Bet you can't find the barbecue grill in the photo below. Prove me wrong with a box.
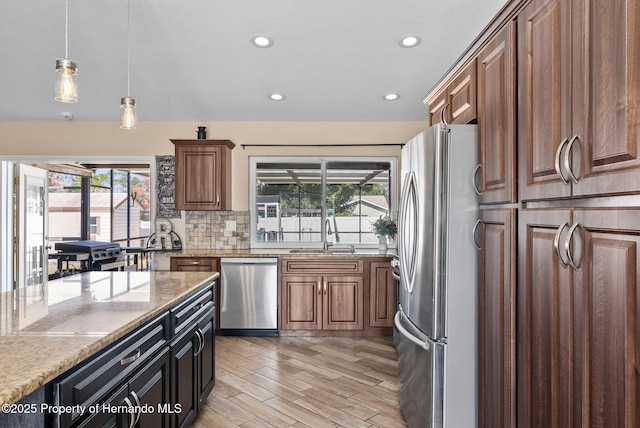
[53,240,125,272]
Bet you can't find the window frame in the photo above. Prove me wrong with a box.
[249,155,397,250]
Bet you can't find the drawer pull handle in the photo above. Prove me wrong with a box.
[193,303,204,312]
[190,261,200,265]
[120,348,141,365]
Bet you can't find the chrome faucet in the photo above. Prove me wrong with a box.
[323,240,334,251]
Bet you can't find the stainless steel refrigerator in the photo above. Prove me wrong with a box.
[394,123,478,427]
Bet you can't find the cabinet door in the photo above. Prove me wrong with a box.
[197,316,216,407]
[428,89,448,126]
[518,208,574,428]
[570,0,640,197]
[571,209,640,427]
[369,262,395,328]
[518,0,572,201]
[427,60,477,126]
[280,275,322,330]
[171,326,198,428]
[172,140,233,211]
[478,209,516,428]
[129,347,171,428]
[477,22,517,204]
[323,275,363,330]
[448,59,477,124]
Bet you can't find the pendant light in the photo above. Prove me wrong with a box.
[120,0,137,129]
[55,0,78,103]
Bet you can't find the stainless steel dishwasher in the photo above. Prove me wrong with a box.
[219,257,278,335]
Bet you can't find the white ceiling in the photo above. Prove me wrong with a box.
[0,0,506,122]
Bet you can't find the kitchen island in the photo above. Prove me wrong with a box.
[0,271,217,427]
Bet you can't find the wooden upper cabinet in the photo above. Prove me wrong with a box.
[569,0,640,197]
[171,140,234,210]
[519,0,640,201]
[518,0,572,201]
[427,60,477,126]
[477,21,517,204]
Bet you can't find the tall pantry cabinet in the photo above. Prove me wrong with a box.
[517,0,640,426]
[424,0,640,426]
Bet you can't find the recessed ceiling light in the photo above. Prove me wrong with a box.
[399,35,421,48]
[269,93,286,101]
[384,93,400,101]
[251,35,274,48]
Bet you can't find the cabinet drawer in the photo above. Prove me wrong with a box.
[280,258,363,274]
[170,257,217,272]
[171,284,215,335]
[53,312,169,426]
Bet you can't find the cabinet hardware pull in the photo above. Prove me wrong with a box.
[216,195,220,204]
[198,328,206,354]
[441,103,449,125]
[120,348,141,365]
[554,138,570,184]
[317,281,321,294]
[553,222,569,268]
[323,281,327,295]
[564,134,581,184]
[472,219,482,250]
[472,164,483,195]
[123,397,136,428]
[194,329,204,356]
[564,222,583,271]
[190,261,200,265]
[193,303,204,312]
[130,391,141,425]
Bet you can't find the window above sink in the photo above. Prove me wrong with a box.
[250,156,397,250]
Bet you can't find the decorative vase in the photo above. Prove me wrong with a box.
[197,126,207,139]
[378,235,388,253]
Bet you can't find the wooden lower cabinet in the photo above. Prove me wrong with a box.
[279,257,393,335]
[518,208,640,427]
[170,257,218,272]
[478,208,516,428]
[280,274,363,331]
[369,261,395,328]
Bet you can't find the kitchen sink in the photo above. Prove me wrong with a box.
[288,248,355,254]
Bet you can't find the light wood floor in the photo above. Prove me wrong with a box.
[193,335,408,428]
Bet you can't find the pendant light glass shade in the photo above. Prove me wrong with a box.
[120,97,137,129]
[55,0,78,103]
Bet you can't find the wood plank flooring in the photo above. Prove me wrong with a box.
[193,336,408,428]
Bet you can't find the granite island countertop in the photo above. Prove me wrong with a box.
[0,271,218,405]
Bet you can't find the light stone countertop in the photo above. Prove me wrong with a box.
[174,248,396,258]
[0,271,218,405]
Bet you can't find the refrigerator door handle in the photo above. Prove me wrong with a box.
[394,310,430,351]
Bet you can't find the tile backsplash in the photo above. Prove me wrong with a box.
[184,211,250,251]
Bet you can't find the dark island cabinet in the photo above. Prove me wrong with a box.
[46,281,216,428]
[170,308,215,428]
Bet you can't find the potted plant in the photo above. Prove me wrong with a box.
[371,215,397,252]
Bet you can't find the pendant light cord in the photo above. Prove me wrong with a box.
[64,0,69,58]
[127,0,131,96]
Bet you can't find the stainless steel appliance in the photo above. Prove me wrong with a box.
[395,123,478,427]
[220,257,278,336]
